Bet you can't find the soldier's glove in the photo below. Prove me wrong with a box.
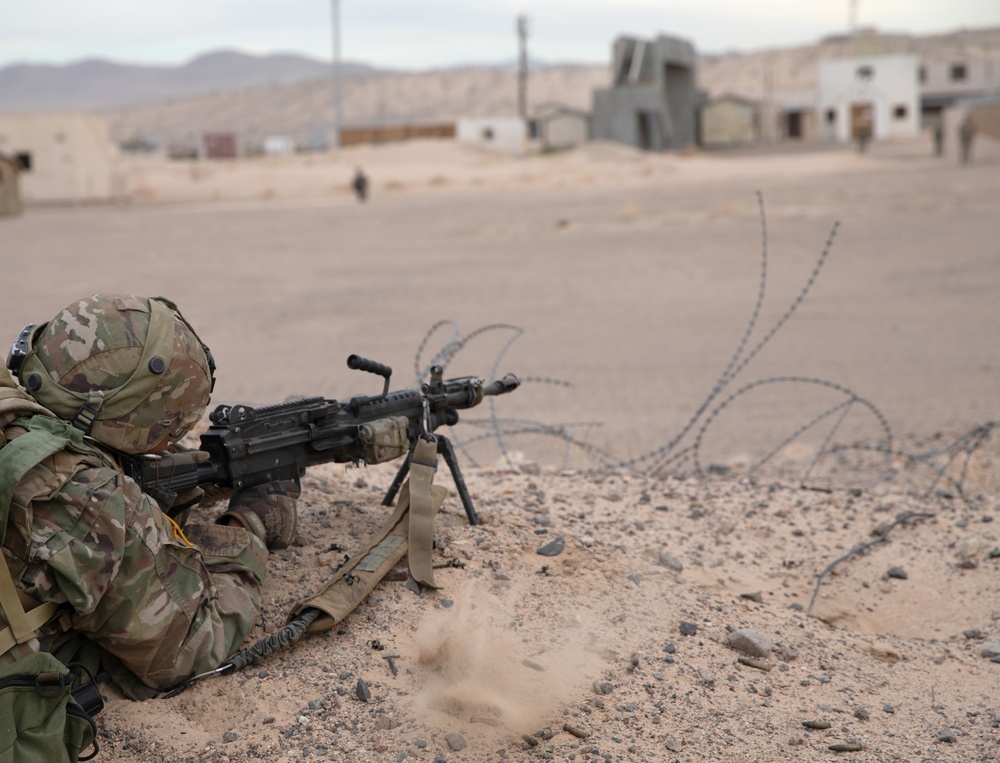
[219,479,300,550]
[144,446,211,517]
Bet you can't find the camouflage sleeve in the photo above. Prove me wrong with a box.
[7,451,269,690]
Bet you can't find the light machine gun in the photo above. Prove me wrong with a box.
[124,355,520,525]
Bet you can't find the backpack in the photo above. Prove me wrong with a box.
[0,652,101,762]
[0,366,103,761]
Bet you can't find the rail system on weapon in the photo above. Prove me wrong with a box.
[124,355,519,525]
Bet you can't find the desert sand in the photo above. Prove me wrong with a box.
[3,136,999,762]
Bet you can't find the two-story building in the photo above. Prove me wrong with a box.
[592,34,699,152]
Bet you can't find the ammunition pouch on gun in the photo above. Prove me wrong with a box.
[358,416,410,464]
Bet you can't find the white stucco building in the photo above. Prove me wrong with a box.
[817,55,920,143]
[456,117,526,154]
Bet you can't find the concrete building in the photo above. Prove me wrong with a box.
[0,152,22,216]
[592,34,698,151]
[700,95,760,147]
[532,103,591,151]
[0,114,119,204]
[920,58,1000,126]
[456,117,526,153]
[818,55,920,143]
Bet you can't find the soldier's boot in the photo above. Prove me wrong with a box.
[219,479,299,550]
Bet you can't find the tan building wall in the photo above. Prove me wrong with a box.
[701,98,759,146]
[0,114,120,203]
[0,154,22,216]
[539,110,590,150]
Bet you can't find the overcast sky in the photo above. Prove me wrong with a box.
[4,0,1000,70]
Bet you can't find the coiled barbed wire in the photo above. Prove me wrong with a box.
[408,195,996,505]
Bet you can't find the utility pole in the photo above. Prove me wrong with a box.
[516,15,529,120]
[330,0,342,148]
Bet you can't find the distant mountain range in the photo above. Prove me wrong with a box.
[0,50,382,112]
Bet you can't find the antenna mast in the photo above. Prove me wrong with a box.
[516,15,529,120]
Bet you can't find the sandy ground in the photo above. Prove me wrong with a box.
[2,137,999,762]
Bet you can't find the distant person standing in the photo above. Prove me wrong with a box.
[351,168,369,203]
[932,124,944,157]
[959,118,976,165]
[855,125,871,154]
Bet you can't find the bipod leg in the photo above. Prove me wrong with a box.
[382,449,413,507]
[438,436,479,525]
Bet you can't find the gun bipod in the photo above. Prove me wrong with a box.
[382,436,480,525]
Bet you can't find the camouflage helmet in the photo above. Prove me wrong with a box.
[10,294,215,454]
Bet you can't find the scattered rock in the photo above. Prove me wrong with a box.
[980,643,1000,659]
[222,731,238,742]
[886,566,908,580]
[698,668,715,687]
[957,537,982,561]
[883,705,895,714]
[356,678,372,702]
[854,708,870,721]
[802,720,831,730]
[938,729,958,743]
[627,571,642,585]
[727,628,773,657]
[658,552,684,571]
[679,621,698,637]
[829,741,864,752]
[445,732,467,751]
[536,537,565,557]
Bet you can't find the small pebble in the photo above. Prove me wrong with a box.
[679,621,698,637]
[536,537,565,557]
[886,566,908,580]
[938,729,957,743]
[980,643,1000,659]
[883,705,895,714]
[445,732,467,751]
[802,720,831,730]
[658,552,683,571]
[829,742,863,752]
[727,628,772,657]
[356,678,372,702]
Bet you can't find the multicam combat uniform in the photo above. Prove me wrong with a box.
[0,409,267,689]
[0,294,273,692]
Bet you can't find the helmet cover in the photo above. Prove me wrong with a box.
[18,294,213,454]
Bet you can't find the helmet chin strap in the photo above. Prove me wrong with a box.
[70,390,105,433]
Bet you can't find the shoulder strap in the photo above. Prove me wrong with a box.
[0,424,73,658]
[0,554,61,655]
[0,426,72,544]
